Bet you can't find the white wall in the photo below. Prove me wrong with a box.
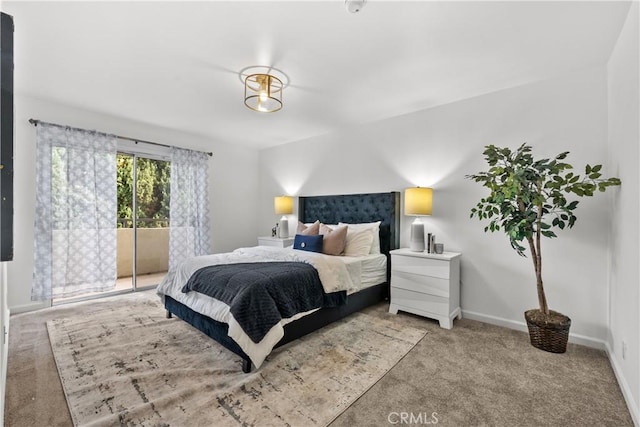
[0,263,8,426]
[9,95,260,313]
[259,66,612,343]
[607,2,640,424]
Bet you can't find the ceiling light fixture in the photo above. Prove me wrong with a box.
[244,73,283,113]
[345,0,366,13]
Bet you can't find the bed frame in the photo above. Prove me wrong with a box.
[164,191,400,372]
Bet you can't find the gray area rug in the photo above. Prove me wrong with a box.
[46,295,426,426]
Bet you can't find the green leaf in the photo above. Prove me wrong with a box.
[466,143,620,261]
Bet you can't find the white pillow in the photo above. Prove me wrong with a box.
[343,228,375,257]
[339,221,381,254]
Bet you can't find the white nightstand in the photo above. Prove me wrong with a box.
[388,248,462,329]
[257,236,295,248]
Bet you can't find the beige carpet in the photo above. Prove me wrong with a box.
[46,293,426,426]
[5,290,634,426]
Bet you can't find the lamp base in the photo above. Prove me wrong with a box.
[409,220,425,252]
[278,217,289,238]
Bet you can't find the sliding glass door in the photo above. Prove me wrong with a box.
[132,155,170,289]
[117,153,170,291]
[55,152,170,303]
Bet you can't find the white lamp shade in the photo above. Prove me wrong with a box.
[274,196,293,215]
[404,187,433,216]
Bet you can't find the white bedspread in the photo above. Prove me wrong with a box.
[156,246,357,368]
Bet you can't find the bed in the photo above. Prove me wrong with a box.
[158,191,400,373]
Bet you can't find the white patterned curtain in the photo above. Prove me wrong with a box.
[32,124,117,300]
[169,147,211,269]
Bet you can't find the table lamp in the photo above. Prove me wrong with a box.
[404,187,432,252]
[274,196,293,238]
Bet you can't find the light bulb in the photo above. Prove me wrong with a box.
[259,91,268,102]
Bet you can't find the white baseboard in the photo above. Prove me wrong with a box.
[605,342,640,427]
[9,301,50,315]
[461,309,606,350]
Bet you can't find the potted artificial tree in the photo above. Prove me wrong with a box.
[466,144,621,353]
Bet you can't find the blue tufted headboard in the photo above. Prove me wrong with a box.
[298,192,401,257]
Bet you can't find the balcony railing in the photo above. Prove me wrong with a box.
[117,218,169,228]
[117,218,169,278]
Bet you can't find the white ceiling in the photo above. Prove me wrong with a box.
[3,1,631,149]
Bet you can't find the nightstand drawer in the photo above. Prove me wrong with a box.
[391,270,449,298]
[391,254,450,279]
[390,287,449,316]
[257,237,294,248]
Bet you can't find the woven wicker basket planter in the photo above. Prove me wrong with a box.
[524,309,571,353]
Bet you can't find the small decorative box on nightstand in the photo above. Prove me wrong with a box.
[388,248,462,329]
[257,236,295,248]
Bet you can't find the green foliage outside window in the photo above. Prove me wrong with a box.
[117,154,170,228]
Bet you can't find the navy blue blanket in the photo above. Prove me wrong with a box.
[181,262,347,343]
